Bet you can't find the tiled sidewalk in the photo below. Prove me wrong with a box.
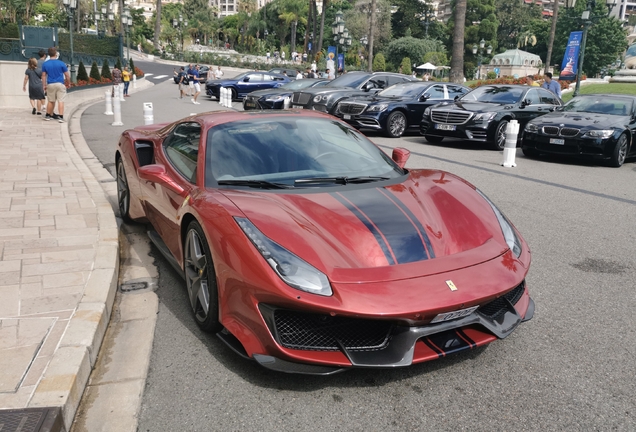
[0,88,122,429]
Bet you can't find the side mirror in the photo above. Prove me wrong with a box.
[243,77,250,82]
[138,164,186,196]
[454,95,460,101]
[392,147,410,169]
[521,99,531,108]
[419,93,431,102]
[362,83,370,91]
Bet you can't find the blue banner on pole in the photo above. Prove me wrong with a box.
[338,53,344,72]
[560,31,583,81]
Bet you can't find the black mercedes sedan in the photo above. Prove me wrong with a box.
[243,78,328,110]
[291,71,416,114]
[521,94,636,167]
[420,85,563,150]
[335,82,470,138]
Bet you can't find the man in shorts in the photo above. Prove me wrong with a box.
[191,65,202,104]
[41,47,70,123]
[186,64,195,95]
[177,67,188,98]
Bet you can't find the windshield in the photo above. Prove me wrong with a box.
[326,73,371,89]
[461,86,524,104]
[231,72,249,81]
[205,118,403,187]
[281,79,324,90]
[378,83,429,97]
[563,96,633,115]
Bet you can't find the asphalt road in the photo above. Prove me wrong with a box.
[81,62,636,431]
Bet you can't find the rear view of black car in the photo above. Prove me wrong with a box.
[335,82,469,138]
[521,94,636,167]
[243,79,328,110]
[420,85,562,149]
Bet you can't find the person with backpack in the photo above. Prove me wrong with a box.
[177,67,189,98]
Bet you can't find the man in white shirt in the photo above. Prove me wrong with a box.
[296,70,304,79]
[281,51,286,62]
[215,66,224,79]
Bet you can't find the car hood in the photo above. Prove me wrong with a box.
[440,101,514,113]
[529,111,627,128]
[220,170,511,283]
[248,88,292,98]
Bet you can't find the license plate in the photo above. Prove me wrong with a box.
[245,102,255,108]
[550,138,565,145]
[430,306,479,324]
[435,124,456,131]
[292,104,303,109]
[343,114,351,120]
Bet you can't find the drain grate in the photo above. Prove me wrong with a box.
[119,281,148,292]
[0,407,64,432]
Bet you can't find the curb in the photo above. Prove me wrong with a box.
[25,79,153,430]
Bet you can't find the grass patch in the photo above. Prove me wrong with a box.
[562,83,636,102]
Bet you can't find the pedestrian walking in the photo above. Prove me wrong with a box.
[36,49,47,108]
[541,72,562,99]
[215,66,224,79]
[111,64,122,98]
[177,67,188,98]
[41,47,70,123]
[186,64,195,94]
[191,65,202,104]
[303,52,308,63]
[296,70,304,79]
[122,66,131,97]
[311,61,317,72]
[266,51,270,63]
[327,68,335,80]
[23,58,44,115]
[281,50,286,62]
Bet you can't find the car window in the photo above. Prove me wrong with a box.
[246,74,263,82]
[164,122,201,183]
[537,89,559,105]
[386,75,406,86]
[525,89,541,105]
[367,76,388,89]
[447,85,468,99]
[262,74,273,81]
[428,85,446,100]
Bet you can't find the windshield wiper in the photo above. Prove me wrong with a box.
[217,180,291,189]
[294,176,390,185]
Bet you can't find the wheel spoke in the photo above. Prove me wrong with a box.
[197,280,210,316]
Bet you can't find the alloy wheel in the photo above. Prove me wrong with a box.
[116,160,130,220]
[495,120,509,150]
[184,229,210,323]
[388,112,407,138]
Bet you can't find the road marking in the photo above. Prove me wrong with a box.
[144,73,154,76]
[153,74,168,79]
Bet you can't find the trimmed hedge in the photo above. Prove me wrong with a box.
[58,33,119,57]
[77,61,89,81]
[101,59,112,79]
[90,61,101,81]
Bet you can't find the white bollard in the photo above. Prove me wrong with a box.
[283,97,290,109]
[133,74,137,89]
[143,102,154,125]
[219,87,225,106]
[104,91,113,115]
[118,83,125,102]
[112,92,123,126]
[501,119,519,168]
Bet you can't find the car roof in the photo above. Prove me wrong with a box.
[175,109,334,130]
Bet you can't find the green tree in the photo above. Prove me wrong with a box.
[390,0,427,39]
[115,57,122,70]
[129,57,135,73]
[385,37,446,67]
[423,51,449,66]
[400,57,412,75]
[101,59,112,79]
[373,52,386,71]
[450,0,467,83]
[77,61,89,81]
[496,0,543,50]
[89,61,101,81]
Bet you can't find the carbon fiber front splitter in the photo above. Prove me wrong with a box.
[251,298,535,375]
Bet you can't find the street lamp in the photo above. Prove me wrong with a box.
[472,38,492,80]
[421,10,433,37]
[572,0,617,96]
[173,14,188,61]
[62,0,78,83]
[123,10,132,62]
[331,11,352,74]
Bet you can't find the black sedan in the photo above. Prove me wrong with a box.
[243,79,328,110]
[205,71,291,101]
[521,94,636,167]
[336,82,470,138]
[420,85,563,150]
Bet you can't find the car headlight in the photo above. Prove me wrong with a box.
[235,217,332,296]
[525,123,539,132]
[366,103,389,112]
[476,190,522,257]
[473,112,496,122]
[313,95,326,103]
[423,107,431,118]
[265,95,284,102]
[583,129,614,138]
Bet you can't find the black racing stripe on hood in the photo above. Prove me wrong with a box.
[337,188,429,264]
[381,188,436,259]
[332,192,396,265]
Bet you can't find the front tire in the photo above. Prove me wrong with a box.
[184,221,221,332]
[116,158,132,223]
[386,111,407,138]
[425,135,444,143]
[493,120,509,150]
[609,133,629,167]
[230,88,238,101]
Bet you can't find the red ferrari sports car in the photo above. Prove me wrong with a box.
[116,110,534,375]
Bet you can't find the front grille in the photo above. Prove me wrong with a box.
[542,126,559,135]
[477,281,526,321]
[338,102,367,115]
[292,92,311,104]
[312,105,328,112]
[559,127,580,137]
[431,110,472,125]
[274,310,393,351]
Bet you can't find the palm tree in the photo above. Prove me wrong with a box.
[368,0,376,72]
[278,0,307,54]
[450,0,467,83]
[317,0,329,59]
[544,0,559,74]
[154,0,162,51]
